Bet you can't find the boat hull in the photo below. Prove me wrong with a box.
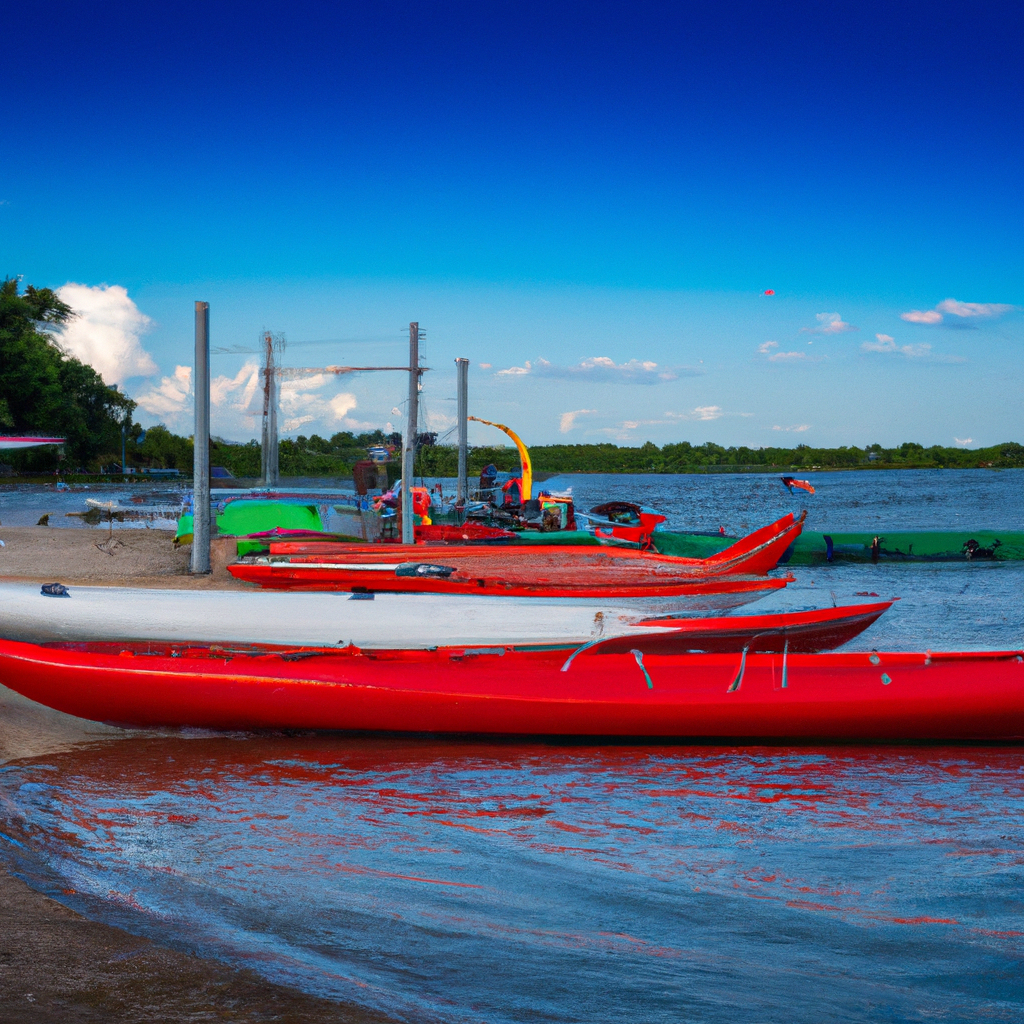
[1,639,1021,740]
[0,581,784,650]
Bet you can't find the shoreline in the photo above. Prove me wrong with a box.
[0,688,395,1023]
[0,525,395,1021]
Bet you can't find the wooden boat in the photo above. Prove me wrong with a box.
[230,512,805,593]
[1,635,1019,740]
[0,579,789,651]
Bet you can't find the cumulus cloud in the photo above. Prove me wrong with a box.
[902,298,1015,325]
[772,424,811,432]
[211,362,260,410]
[758,341,778,354]
[803,312,856,335]
[135,365,192,421]
[954,437,973,446]
[559,409,597,433]
[495,356,699,383]
[665,406,724,422]
[768,350,807,362]
[860,334,963,361]
[55,283,158,383]
[936,298,1014,318]
[477,362,492,369]
[862,333,897,353]
[900,309,944,325]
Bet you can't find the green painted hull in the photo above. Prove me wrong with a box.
[783,530,1024,563]
[650,533,736,559]
[175,501,325,546]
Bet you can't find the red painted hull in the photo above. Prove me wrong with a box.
[262,512,806,581]
[1,637,1021,740]
[227,563,793,598]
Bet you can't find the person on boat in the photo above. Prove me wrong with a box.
[502,477,523,506]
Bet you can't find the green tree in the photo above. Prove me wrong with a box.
[0,277,134,470]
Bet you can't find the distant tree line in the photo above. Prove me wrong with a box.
[115,433,1024,479]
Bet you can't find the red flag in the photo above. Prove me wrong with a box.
[764,289,775,295]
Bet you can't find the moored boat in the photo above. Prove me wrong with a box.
[1,635,1019,740]
[0,579,789,651]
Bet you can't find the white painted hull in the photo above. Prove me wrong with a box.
[0,582,771,650]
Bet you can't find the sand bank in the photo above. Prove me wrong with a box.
[0,526,246,589]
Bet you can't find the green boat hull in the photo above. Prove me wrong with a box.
[782,530,1024,563]
[175,501,325,546]
[655,529,1024,563]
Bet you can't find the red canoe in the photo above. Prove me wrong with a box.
[264,511,806,579]
[0,635,1020,740]
[230,513,806,593]
[228,563,794,598]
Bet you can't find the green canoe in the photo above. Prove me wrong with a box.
[782,530,1024,563]
[654,528,1024,563]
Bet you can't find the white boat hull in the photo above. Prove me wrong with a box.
[0,582,771,650]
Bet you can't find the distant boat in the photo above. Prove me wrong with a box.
[0,435,65,450]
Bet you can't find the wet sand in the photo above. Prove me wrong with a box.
[0,529,393,1023]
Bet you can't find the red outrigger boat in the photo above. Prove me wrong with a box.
[230,512,805,593]
[0,631,1020,740]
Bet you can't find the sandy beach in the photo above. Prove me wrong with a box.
[0,527,394,1022]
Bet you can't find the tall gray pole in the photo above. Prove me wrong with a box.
[401,322,419,544]
[455,357,468,505]
[191,301,211,574]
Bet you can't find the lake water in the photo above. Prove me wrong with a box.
[2,470,1023,1022]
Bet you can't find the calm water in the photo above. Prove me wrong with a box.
[1,470,1023,1022]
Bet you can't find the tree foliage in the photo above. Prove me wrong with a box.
[0,277,134,470]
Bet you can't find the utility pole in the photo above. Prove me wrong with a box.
[455,357,468,505]
[191,301,211,574]
[260,331,280,486]
[401,322,420,544]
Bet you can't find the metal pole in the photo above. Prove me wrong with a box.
[401,322,419,544]
[456,357,468,505]
[191,301,211,574]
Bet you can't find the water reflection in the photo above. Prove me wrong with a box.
[4,735,1024,1022]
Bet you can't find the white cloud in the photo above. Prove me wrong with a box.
[495,356,699,383]
[55,283,158,383]
[860,336,962,361]
[954,437,973,446]
[665,406,725,422]
[936,298,1014,318]
[758,341,778,354]
[772,424,811,432]
[901,298,1015,325]
[211,362,260,410]
[329,393,358,419]
[559,409,597,433]
[900,309,943,325]
[477,362,492,369]
[768,350,807,362]
[134,365,192,422]
[496,360,532,376]
[803,312,856,335]
[862,333,897,353]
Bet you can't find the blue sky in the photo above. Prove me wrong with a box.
[2,1,1021,448]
